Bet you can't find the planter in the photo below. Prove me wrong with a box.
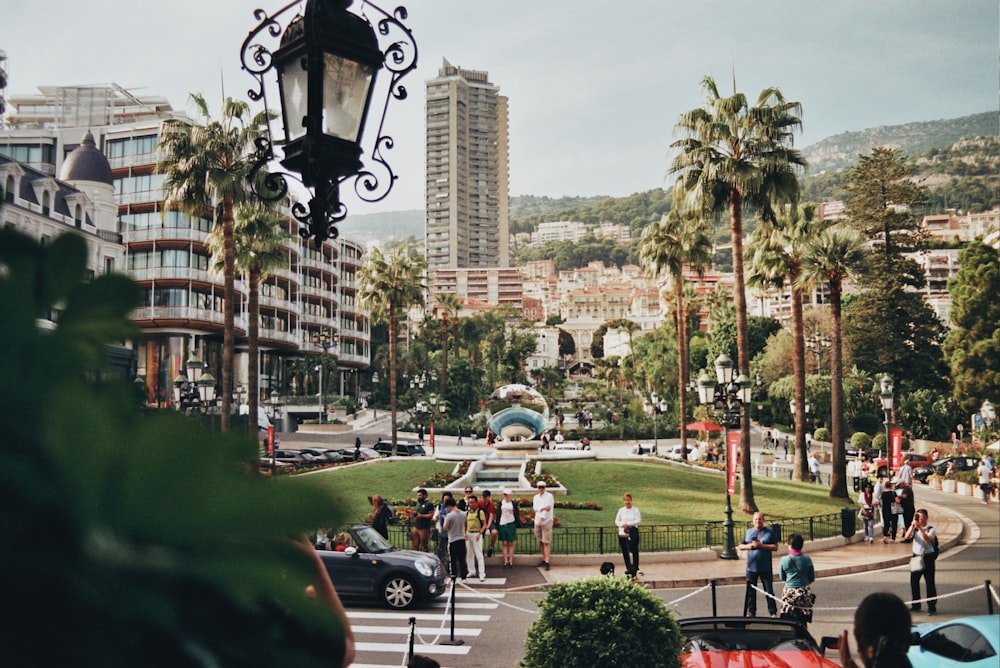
[956,481,974,496]
[759,453,775,466]
[928,477,942,490]
[941,479,957,493]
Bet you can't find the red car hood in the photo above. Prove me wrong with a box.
[683,650,840,668]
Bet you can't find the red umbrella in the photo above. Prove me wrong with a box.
[685,420,724,432]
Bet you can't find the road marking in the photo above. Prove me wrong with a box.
[351,624,481,636]
[347,610,492,622]
[355,641,471,655]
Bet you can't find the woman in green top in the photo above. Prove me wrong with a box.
[778,533,816,624]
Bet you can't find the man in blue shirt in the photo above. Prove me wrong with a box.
[738,512,778,617]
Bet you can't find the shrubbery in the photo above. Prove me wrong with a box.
[522,577,683,668]
[851,432,873,450]
[812,427,830,442]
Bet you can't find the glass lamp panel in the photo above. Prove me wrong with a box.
[322,53,374,142]
[279,56,309,142]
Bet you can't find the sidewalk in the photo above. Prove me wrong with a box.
[533,498,964,589]
[280,429,965,590]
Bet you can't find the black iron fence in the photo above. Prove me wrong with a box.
[370,510,855,556]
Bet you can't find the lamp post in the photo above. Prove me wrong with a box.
[805,332,831,374]
[370,371,379,420]
[241,0,417,245]
[879,374,894,465]
[981,399,996,439]
[312,329,335,423]
[697,353,752,560]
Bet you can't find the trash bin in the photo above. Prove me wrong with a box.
[841,507,857,538]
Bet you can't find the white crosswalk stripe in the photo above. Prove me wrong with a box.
[345,578,509,668]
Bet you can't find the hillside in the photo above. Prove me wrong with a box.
[340,111,999,246]
[801,111,998,174]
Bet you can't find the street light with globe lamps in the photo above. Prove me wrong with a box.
[879,374,894,466]
[697,353,752,560]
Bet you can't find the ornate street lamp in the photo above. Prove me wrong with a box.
[696,353,752,560]
[805,331,831,374]
[241,0,417,245]
[879,374,894,464]
[981,399,996,437]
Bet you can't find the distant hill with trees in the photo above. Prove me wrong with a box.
[339,110,999,257]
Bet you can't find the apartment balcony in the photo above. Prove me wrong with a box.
[128,267,222,285]
[125,227,210,245]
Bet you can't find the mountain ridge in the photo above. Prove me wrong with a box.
[338,110,998,244]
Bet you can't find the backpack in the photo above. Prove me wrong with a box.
[386,504,398,525]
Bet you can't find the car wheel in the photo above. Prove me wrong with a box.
[381,575,417,609]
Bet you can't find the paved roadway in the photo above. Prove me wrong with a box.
[280,416,999,667]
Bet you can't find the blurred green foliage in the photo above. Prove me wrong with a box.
[0,229,347,666]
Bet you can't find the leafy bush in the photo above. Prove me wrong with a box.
[0,230,348,666]
[812,427,830,442]
[946,469,979,484]
[872,433,887,452]
[521,577,683,668]
[851,432,873,450]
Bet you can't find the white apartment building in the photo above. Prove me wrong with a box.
[1,83,371,415]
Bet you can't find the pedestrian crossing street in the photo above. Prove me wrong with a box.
[347,577,508,668]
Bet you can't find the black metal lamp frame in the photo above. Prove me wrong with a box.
[240,0,417,245]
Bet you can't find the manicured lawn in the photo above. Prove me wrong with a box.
[301,459,849,530]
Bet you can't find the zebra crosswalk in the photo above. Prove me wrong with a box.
[346,579,510,667]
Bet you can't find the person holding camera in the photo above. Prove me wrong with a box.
[904,508,938,615]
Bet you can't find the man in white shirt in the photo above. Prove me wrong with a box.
[897,460,914,486]
[808,453,821,484]
[532,481,555,570]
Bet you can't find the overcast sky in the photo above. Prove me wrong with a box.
[3,1,997,212]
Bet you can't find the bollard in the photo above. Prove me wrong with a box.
[440,575,464,646]
[987,580,994,615]
[711,579,718,618]
[407,616,416,663]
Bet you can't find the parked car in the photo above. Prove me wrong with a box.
[908,615,999,667]
[372,439,427,457]
[902,452,932,467]
[679,617,840,668]
[317,525,447,609]
[913,455,980,483]
[846,446,882,461]
[271,449,319,468]
[298,448,348,464]
[335,447,380,461]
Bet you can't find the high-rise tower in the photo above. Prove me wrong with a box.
[425,59,509,269]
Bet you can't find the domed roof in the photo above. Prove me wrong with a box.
[59,131,113,185]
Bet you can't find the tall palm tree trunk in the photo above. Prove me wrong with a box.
[248,267,260,440]
[828,282,849,499]
[791,282,809,482]
[674,278,689,457]
[221,197,235,431]
[730,193,757,514]
[440,314,448,398]
[389,307,399,454]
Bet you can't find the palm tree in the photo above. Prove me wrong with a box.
[158,93,271,430]
[670,75,806,513]
[638,209,712,459]
[209,203,291,437]
[357,244,426,453]
[434,293,461,399]
[799,225,868,501]
[746,204,820,482]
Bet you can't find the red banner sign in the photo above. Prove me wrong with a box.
[266,425,275,456]
[429,423,435,449]
[890,427,903,473]
[727,430,740,496]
